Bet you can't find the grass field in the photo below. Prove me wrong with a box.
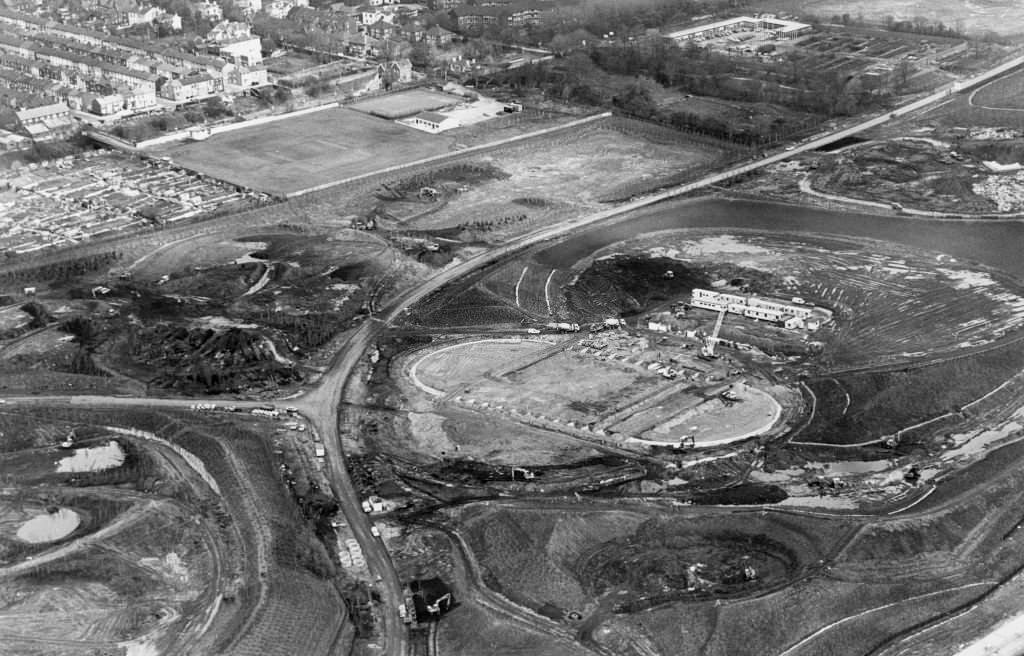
[154,107,454,195]
[761,0,1024,35]
[348,89,461,119]
[972,69,1024,110]
[401,119,730,238]
[921,88,1024,131]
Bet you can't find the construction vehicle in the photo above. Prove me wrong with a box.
[674,435,696,450]
[511,467,535,480]
[699,309,726,359]
[426,592,452,614]
[58,430,75,449]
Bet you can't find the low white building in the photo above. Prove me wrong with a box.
[666,15,811,42]
[229,65,268,88]
[783,316,804,330]
[207,21,263,66]
[690,288,818,328]
[127,6,183,29]
[15,102,75,141]
[743,305,784,322]
[196,0,223,20]
[407,111,459,133]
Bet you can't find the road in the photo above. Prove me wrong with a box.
[6,53,1024,656]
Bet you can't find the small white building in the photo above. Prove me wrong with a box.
[208,22,263,65]
[783,316,804,330]
[230,65,268,87]
[744,306,784,322]
[196,0,223,20]
[407,111,460,133]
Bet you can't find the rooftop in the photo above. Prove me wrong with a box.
[15,101,68,121]
[665,15,811,40]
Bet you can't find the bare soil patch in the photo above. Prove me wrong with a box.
[16,507,81,543]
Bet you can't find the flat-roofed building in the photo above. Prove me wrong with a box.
[666,15,811,43]
[15,101,75,140]
[689,288,818,327]
[408,110,459,133]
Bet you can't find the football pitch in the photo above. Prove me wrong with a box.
[348,89,460,119]
[154,107,454,195]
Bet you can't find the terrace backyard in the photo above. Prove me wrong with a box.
[0,151,256,255]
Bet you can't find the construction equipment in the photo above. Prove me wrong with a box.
[426,592,452,615]
[674,435,696,451]
[511,467,535,480]
[58,430,75,449]
[700,309,726,358]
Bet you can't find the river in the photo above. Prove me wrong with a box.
[533,198,1024,278]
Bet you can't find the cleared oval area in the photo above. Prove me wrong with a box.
[409,338,552,396]
[16,508,81,543]
[56,440,126,473]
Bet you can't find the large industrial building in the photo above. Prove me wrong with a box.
[666,15,812,43]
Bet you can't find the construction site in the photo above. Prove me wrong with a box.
[403,330,790,452]
[6,42,1024,653]
[333,211,1024,655]
[340,227,1019,498]
[0,404,353,656]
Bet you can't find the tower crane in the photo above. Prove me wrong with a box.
[700,308,726,358]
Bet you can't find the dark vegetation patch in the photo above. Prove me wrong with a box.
[816,135,867,152]
[959,139,1024,165]
[377,162,509,199]
[802,342,1024,447]
[564,256,709,319]
[18,547,160,597]
[407,286,529,327]
[691,483,789,505]
[125,325,302,394]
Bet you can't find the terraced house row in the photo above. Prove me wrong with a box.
[0,7,268,126]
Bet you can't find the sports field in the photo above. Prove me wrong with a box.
[348,89,460,119]
[972,69,1024,110]
[154,107,454,195]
